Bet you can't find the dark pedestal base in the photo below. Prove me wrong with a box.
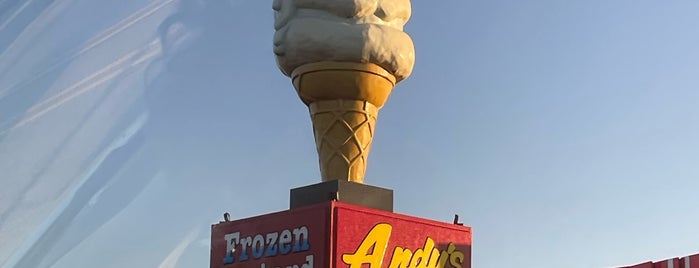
[289,180,393,212]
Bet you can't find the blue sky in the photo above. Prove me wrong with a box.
[0,0,698,267]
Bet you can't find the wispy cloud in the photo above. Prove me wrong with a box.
[0,41,160,135]
[0,114,149,268]
[157,227,200,268]
[0,0,35,32]
[0,0,175,100]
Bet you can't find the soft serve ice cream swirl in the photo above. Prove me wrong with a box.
[273,0,415,81]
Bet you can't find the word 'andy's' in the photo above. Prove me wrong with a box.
[342,223,466,268]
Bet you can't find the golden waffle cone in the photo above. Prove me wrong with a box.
[310,100,378,182]
[292,62,396,183]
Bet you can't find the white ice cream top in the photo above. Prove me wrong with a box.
[273,0,415,82]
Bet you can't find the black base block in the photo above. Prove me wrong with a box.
[290,180,393,212]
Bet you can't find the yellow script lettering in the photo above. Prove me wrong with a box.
[410,238,438,268]
[342,223,392,268]
[388,247,412,268]
[448,242,464,268]
[344,224,466,268]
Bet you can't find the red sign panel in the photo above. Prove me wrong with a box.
[211,202,472,268]
[619,254,699,268]
[686,254,699,268]
[619,262,653,268]
[210,203,331,268]
[333,203,471,268]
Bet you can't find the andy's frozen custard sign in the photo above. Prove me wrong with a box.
[217,223,467,268]
[211,203,471,268]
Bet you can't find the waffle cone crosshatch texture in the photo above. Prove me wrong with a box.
[310,99,378,183]
[292,62,396,183]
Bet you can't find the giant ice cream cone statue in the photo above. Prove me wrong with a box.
[274,0,415,183]
[211,4,471,267]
